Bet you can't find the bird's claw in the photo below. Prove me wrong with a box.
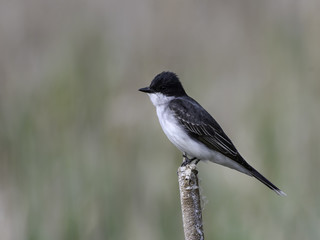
[181,154,199,166]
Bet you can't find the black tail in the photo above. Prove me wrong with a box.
[250,168,286,196]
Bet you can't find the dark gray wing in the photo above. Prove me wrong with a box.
[169,97,287,195]
[169,97,243,162]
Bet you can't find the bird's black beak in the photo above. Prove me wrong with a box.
[139,87,154,93]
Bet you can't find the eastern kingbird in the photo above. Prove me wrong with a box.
[139,71,286,196]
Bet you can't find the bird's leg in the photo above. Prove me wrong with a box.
[181,153,199,166]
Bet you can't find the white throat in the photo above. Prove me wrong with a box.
[147,93,174,107]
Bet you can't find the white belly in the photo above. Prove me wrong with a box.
[156,105,214,159]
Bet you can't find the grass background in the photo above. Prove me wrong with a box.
[1,0,320,239]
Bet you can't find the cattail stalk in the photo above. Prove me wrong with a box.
[178,162,204,240]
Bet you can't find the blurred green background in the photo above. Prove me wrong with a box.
[1,0,320,239]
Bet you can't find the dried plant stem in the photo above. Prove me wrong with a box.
[178,162,204,240]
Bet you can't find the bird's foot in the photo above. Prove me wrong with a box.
[181,154,200,166]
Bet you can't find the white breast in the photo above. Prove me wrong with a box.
[148,93,210,158]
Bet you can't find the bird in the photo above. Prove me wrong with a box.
[139,71,286,196]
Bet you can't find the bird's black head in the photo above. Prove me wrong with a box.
[139,71,186,97]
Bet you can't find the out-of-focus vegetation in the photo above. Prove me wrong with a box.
[0,0,320,239]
